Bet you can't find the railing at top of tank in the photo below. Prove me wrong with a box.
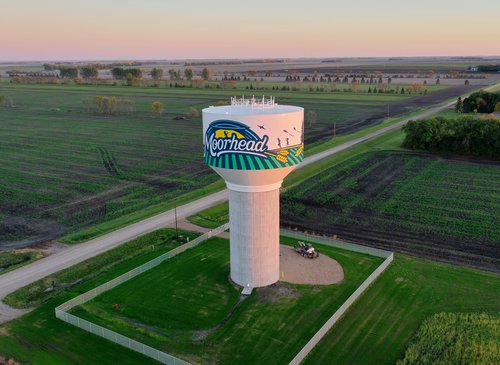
[230,95,276,108]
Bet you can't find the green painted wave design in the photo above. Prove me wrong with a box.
[204,146,303,170]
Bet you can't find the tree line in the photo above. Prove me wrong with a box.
[471,64,500,72]
[455,91,500,114]
[59,65,99,79]
[44,62,142,71]
[402,116,500,159]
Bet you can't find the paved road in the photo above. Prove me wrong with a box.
[0,82,498,323]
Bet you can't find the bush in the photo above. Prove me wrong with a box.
[186,107,199,119]
[461,91,500,113]
[151,101,164,116]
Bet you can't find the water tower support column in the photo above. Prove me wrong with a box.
[228,186,280,288]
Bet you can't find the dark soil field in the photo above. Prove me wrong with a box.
[306,84,488,142]
[281,151,500,271]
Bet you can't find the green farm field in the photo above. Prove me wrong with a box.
[397,312,500,365]
[0,81,430,246]
[281,151,500,271]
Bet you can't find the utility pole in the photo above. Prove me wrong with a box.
[174,204,178,239]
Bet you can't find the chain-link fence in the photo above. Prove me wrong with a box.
[56,223,229,365]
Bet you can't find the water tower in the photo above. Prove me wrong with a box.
[203,96,304,288]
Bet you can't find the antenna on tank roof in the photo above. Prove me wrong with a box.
[230,95,276,108]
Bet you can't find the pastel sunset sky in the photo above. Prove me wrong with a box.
[1,0,499,61]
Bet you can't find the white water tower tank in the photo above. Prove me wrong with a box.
[203,96,304,287]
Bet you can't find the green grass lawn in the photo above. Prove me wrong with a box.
[302,254,500,365]
[71,236,382,364]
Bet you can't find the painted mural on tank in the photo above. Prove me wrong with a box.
[204,119,304,170]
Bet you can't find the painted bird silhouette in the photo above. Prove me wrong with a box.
[283,129,294,136]
[258,125,266,130]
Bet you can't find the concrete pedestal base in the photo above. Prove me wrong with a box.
[229,188,280,287]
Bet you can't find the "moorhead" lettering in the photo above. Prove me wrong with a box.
[207,133,269,158]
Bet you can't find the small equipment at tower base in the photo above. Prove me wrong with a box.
[203,96,304,287]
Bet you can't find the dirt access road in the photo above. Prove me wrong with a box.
[0,82,498,323]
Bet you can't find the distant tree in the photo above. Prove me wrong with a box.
[151,101,164,116]
[93,96,104,113]
[126,73,138,86]
[80,65,98,79]
[168,69,180,80]
[112,67,126,80]
[305,110,317,128]
[201,67,213,81]
[410,83,423,94]
[109,96,118,114]
[59,67,78,79]
[43,63,57,71]
[126,68,142,79]
[184,68,193,81]
[476,64,500,72]
[186,107,199,119]
[112,67,142,80]
[150,68,164,81]
[455,97,463,113]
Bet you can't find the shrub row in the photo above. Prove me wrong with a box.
[402,116,500,159]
